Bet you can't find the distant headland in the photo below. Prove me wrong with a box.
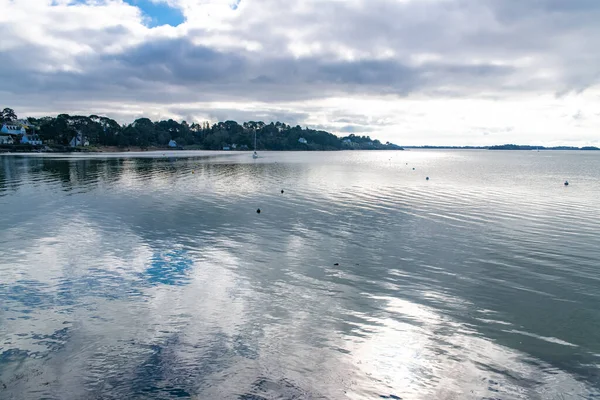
[1,108,598,153]
[488,144,599,151]
[0,108,402,152]
[403,145,599,151]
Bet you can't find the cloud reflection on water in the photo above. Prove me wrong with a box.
[1,151,599,399]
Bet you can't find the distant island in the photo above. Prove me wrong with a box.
[0,107,403,152]
[487,144,600,151]
[403,145,600,151]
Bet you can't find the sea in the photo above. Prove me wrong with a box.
[0,150,599,399]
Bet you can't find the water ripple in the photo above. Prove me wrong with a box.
[1,150,600,399]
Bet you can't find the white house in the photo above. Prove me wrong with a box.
[0,135,14,145]
[21,132,43,145]
[222,146,230,150]
[69,131,89,147]
[1,123,26,136]
[298,137,308,144]
[168,140,177,148]
[342,138,352,145]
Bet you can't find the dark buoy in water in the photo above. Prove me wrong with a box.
[426,177,429,181]
[256,208,261,214]
[412,167,415,170]
[281,189,284,194]
[564,181,569,186]
[334,263,339,266]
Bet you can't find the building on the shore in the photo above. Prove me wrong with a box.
[69,131,89,147]
[21,132,43,145]
[0,135,14,145]
[0,120,42,145]
[16,119,36,129]
[298,137,308,144]
[1,123,26,136]
[168,140,177,148]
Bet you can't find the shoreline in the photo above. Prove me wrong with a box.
[0,145,406,154]
[2,145,599,154]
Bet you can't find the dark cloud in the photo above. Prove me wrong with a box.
[0,34,518,108]
[6,0,599,102]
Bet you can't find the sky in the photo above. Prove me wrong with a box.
[1,0,599,146]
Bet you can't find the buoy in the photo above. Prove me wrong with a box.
[256,208,261,214]
[564,181,569,186]
[412,167,415,170]
[192,171,195,174]
[426,177,429,180]
[334,263,339,266]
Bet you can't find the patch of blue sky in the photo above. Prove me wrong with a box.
[122,0,185,27]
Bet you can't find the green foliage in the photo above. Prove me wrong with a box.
[0,107,17,123]
[2,108,403,150]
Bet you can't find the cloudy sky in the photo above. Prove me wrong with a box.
[1,0,599,146]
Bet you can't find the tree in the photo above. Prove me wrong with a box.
[95,116,121,146]
[130,118,155,147]
[1,109,402,150]
[156,130,171,146]
[1,108,17,123]
[69,115,102,146]
[38,115,76,145]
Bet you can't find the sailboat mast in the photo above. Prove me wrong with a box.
[254,130,257,150]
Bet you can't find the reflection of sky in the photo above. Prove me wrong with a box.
[145,249,193,286]
[1,152,600,398]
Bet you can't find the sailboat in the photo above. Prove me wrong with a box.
[252,130,258,159]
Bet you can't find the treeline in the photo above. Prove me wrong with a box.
[14,111,401,150]
[489,144,600,151]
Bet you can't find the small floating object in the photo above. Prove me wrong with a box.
[192,170,195,174]
[333,263,339,266]
[412,167,415,170]
[564,181,569,186]
[256,208,261,214]
[281,189,284,194]
[426,177,429,180]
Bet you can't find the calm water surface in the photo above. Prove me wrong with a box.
[1,150,599,399]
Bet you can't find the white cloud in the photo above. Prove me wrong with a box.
[1,0,600,145]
